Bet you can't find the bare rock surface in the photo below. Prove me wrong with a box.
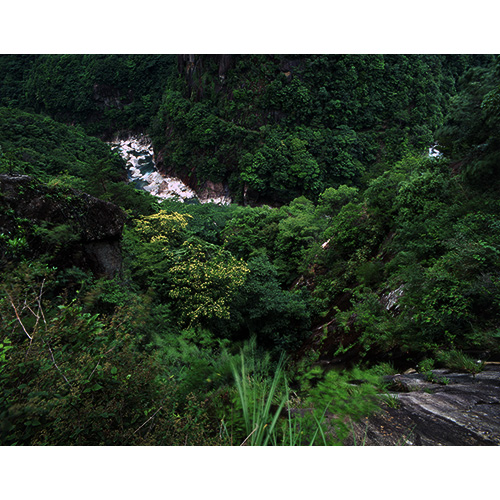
[346,364,500,445]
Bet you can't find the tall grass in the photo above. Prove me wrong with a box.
[231,351,287,445]
[229,351,332,446]
[436,349,485,376]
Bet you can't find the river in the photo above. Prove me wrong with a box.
[109,134,230,204]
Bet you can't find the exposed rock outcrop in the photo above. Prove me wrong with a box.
[0,174,126,277]
[177,55,235,100]
[197,180,232,205]
[346,364,500,445]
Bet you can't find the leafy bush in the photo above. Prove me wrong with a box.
[0,263,224,445]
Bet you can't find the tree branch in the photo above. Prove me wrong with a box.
[7,292,32,340]
[133,406,163,435]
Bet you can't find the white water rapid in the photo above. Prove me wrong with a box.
[109,134,230,204]
[428,144,442,158]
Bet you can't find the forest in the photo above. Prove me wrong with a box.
[1,54,500,445]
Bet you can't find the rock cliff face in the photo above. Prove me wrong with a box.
[0,174,126,277]
[197,180,232,205]
[177,55,235,100]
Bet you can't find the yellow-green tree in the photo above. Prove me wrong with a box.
[134,210,192,245]
[133,211,249,327]
[168,241,249,326]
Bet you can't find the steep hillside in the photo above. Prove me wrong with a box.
[0,54,176,138]
[1,54,499,446]
[151,54,494,204]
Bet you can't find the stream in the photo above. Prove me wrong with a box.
[109,134,230,204]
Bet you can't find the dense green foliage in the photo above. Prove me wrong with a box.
[151,55,494,204]
[0,54,176,137]
[0,107,157,215]
[1,54,499,445]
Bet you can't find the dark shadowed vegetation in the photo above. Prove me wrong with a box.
[1,54,499,445]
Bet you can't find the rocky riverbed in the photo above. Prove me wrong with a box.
[346,363,500,445]
[109,134,231,204]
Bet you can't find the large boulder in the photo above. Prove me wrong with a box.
[0,174,126,277]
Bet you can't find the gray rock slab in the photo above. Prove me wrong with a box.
[346,365,500,445]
